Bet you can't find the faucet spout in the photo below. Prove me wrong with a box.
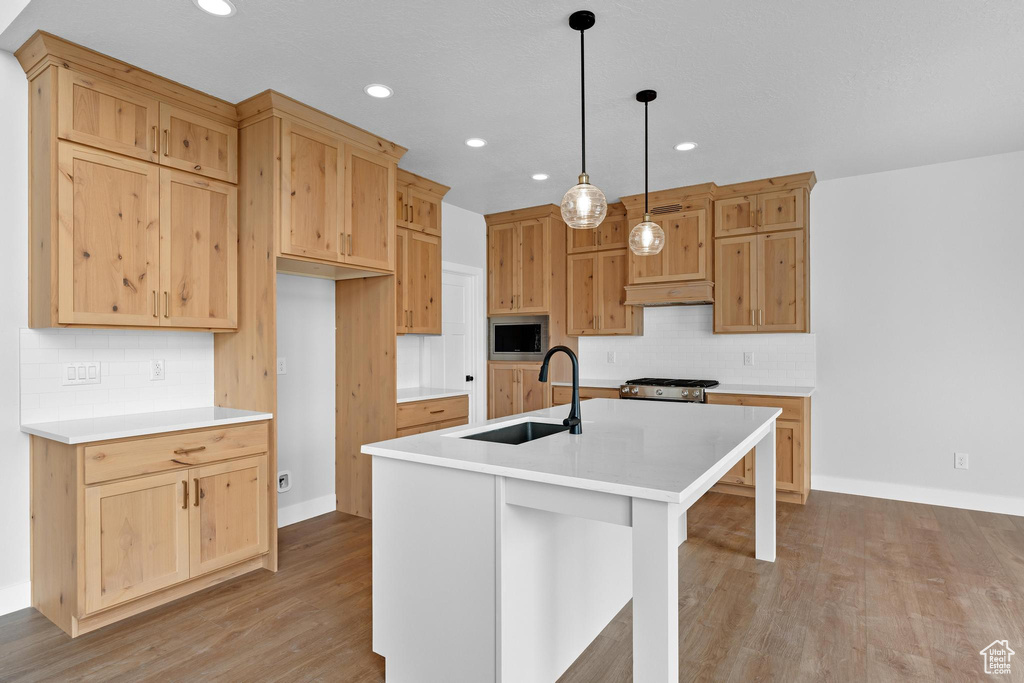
[538,345,582,435]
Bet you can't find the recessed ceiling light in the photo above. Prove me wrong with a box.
[674,141,698,152]
[192,0,236,17]
[364,84,393,99]
[465,138,487,148]
[531,173,549,181]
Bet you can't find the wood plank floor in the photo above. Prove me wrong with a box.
[1,491,1022,682]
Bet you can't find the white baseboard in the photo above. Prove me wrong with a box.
[812,474,1024,517]
[0,581,31,617]
[277,493,337,528]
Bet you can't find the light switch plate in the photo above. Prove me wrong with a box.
[61,362,101,386]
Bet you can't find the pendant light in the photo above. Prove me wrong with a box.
[561,10,607,230]
[628,89,666,255]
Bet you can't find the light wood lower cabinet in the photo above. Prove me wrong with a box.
[31,422,272,637]
[396,395,469,436]
[706,393,811,504]
[487,362,550,419]
[551,385,622,405]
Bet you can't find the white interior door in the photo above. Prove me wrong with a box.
[427,263,486,422]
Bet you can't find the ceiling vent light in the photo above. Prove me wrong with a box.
[192,0,236,17]
[532,173,549,181]
[675,141,698,151]
[364,84,393,99]
[465,138,487,148]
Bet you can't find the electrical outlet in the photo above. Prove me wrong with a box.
[277,471,292,493]
[149,359,165,381]
[61,362,101,386]
[954,452,969,470]
[606,351,616,364]
[743,351,755,367]
[277,357,287,375]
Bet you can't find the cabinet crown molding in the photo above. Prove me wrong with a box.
[485,203,563,226]
[235,89,407,162]
[398,168,451,198]
[15,31,238,125]
[715,172,816,198]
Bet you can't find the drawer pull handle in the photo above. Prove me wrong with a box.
[429,409,445,414]
[182,480,188,510]
[174,446,207,455]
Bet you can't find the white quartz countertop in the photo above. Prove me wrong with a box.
[21,407,274,445]
[396,387,471,403]
[553,379,815,398]
[364,399,779,504]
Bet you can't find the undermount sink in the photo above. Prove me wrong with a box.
[460,421,570,445]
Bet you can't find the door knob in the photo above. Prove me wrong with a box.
[466,375,474,382]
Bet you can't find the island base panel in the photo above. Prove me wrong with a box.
[755,422,777,562]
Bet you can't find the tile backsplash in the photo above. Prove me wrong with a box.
[20,329,214,424]
[578,305,815,386]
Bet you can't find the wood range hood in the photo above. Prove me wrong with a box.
[623,280,715,307]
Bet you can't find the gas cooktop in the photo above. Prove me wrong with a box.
[619,378,719,402]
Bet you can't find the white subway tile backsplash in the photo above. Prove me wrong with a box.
[19,329,214,424]
[578,305,815,387]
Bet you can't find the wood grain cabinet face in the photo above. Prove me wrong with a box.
[159,104,237,183]
[280,120,344,263]
[757,189,805,232]
[519,362,548,413]
[629,209,707,284]
[57,142,162,326]
[517,219,550,313]
[758,230,806,332]
[395,228,408,333]
[159,169,238,329]
[487,362,550,419]
[57,69,159,162]
[345,146,395,271]
[395,179,411,229]
[714,235,758,333]
[407,187,441,235]
[714,195,757,237]
[567,253,597,334]
[406,230,441,334]
[487,222,519,315]
[84,471,190,613]
[567,250,635,336]
[190,455,269,577]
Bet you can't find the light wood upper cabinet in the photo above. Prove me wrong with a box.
[159,103,237,183]
[396,169,449,237]
[629,209,708,284]
[714,195,757,237]
[567,253,596,333]
[714,235,758,333]
[714,230,807,333]
[396,228,441,334]
[487,219,552,315]
[57,68,159,162]
[190,455,269,577]
[758,189,805,232]
[395,228,408,332]
[57,142,162,326]
[488,362,550,419]
[487,222,519,315]
[159,169,238,329]
[407,187,441,235]
[517,219,550,313]
[567,249,638,336]
[84,471,190,613]
[346,146,395,271]
[396,178,411,229]
[567,204,627,253]
[280,120,344,263]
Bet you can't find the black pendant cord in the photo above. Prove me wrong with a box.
[580,28,586,175]
[644,100,649,215]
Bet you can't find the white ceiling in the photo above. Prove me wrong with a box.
[3,0,1023,214]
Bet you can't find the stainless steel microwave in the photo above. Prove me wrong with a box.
[489,316,549,362]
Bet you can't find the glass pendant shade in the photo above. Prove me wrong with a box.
[561,174,608,230]
[629,214,665,255]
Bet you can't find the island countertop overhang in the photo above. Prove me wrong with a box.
[363,399,781,504]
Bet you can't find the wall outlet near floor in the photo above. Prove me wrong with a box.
[954,452,969,470]
[606,351,616,364]
[277,357,287,375]
[743,351,755,367]
[277,471,292,493]
[149,359,165,381]
[61,361,101,386]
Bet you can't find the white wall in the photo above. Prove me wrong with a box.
[811,151,1024,514]
[0,49,30,613]
[578,306,816,386]
[275,274,336,526]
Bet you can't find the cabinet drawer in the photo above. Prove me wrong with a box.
[396,416,469,437]
[706,393,804,421]
[396,396,469,429]
[84,422,269,484]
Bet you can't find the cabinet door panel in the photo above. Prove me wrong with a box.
[280,121,344,262]
[159,104,237,183]
[713,235,758,333]
[719,452,753,486]
[487,223,518,314]
[597,214,628,250]
[395,228,408,333]
[629,210,706,283]
[597,249,632,334]
[57,69,158,162]
[408,188,441,235]
[57,143,161,326]
[567,253,597,334]
[517,220,550,313]
[84,472,190,613]
[346,147,395,270]
[190,455,269,577]
[159,169,237,328]
[567,225,598,253]
[758,231,806,332]
[396,180,411,229]
[774,420,803,492]
[758,189,805,232]
[407,231,441,334]
[519,363,549,413]
[715,195,757,237]
[488,363,518,419]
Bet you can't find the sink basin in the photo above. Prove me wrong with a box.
[460,421,570,445]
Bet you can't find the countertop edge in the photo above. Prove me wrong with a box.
[396,388,471,404]
[21,412,274,445]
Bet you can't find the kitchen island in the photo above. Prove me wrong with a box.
[363,398,780,683]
